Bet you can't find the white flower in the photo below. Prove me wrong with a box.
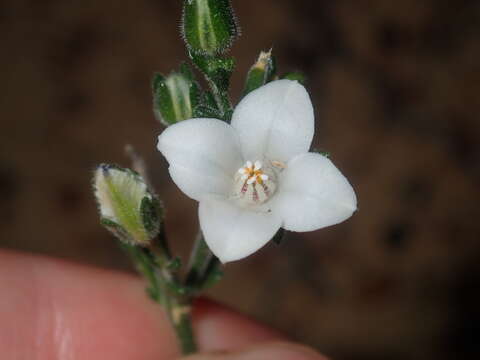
[157,80,357,262]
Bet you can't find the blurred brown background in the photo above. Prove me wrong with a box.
[1,0,480,359]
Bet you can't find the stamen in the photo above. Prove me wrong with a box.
[234,159,277,205]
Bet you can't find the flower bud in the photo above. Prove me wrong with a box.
[243,50,276,96]
[93,164,161,246]
[152,64,200,126]
[182,0,239,55]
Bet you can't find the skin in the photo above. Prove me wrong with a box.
[0,250,326,359]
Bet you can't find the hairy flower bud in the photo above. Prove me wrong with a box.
[93,164,161,246]
[152,64,200,126]
[243,50,276,96]
[182,0,239,55]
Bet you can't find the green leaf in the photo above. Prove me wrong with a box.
[182,0,239,55]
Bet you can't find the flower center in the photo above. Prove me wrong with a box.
[233,160,277,205]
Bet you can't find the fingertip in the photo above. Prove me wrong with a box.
[0,250,290,359]
[193,298,286,352]
[182,341,328,360]
[0,250,177,360]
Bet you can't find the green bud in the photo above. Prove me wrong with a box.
[243,50,276,96]
[94,164,162,246]
[182,0,239,55]
[152,63,200,126]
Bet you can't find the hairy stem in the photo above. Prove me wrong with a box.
[122,242,198,355]
[167,296,197,355]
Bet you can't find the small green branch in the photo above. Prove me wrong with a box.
[120,233,198,355]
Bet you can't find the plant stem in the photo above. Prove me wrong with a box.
[120,240,198,355]
[186,233,213,285]
[205,76,232,119]
[167,296,197,355]
[151,235,198,355]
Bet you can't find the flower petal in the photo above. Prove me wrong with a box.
[231,79,314,162]
[271,153,357,232]
[157,118,243,201]
[199,198,282,262]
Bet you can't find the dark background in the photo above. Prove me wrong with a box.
[1,1,480,359]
